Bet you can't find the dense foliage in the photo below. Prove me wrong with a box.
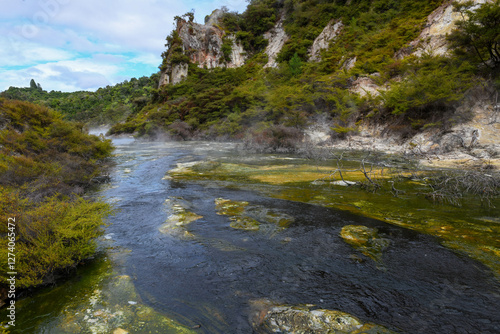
[447,0,500,70]
[0,99,113,289]
[1,75,159,125]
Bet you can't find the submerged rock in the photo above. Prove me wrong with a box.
[59,273,195,334]
[215,198,294,233]
[230,215,261,231]
[215,198,249,216]
[159,197,203,237]
[250,299,397,334]
[340,225,390,262]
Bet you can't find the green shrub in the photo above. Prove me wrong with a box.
[380,56,475,115]
[0,100,113,290]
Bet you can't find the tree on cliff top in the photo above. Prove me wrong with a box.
[448,0,500,70]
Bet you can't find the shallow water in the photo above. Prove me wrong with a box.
[4,140,500,333]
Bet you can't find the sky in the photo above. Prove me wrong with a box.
[0,0,248,92]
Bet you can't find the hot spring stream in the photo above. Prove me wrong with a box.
[4,137,500,333]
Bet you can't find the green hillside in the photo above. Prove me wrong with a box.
[1,75,159,125]
[106,0,499,149]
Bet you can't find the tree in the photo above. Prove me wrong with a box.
[448,0,500,69]
[289,53,303,77]
[30,79,37,90]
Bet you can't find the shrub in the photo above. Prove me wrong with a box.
[0,100,113,291]
[380,56,475,115]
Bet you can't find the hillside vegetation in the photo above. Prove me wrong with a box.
[107,0,499,151]
[2,0,498,151]
[1,75,159,125]
[0,99,113,291]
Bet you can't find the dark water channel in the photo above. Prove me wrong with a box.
[8,139,500,333]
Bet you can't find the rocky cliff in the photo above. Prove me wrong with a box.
[308,19,343,62]
[159,10,246,87]
[151,0,499,166]
[397,0,489,58]
[263,13,289,68]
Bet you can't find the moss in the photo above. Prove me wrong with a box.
[214,197,294,233]
[230,216,261,230]
[215,198,248,216]
[340,225,390,263]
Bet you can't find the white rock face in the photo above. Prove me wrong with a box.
[205,9,224,26]
[341,56,357,71]
[227,35,246,68]
[179,22,223,69]
[350,76,382,97]
[263,15,289,68]
[159,10,246,87]
[309,20,343,61]
[158,71,169,86]
[171,63,188,85]
[397,0,489,58]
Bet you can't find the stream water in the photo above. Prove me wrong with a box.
[4,138,500,333]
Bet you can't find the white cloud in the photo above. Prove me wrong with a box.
[0,36,75,66]
[1,57,120,92]
[129,53,162,67]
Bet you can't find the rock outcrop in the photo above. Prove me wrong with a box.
[263,14,289,68]
[397,0,489,58]
[159,11,246,87]
[308,19,343,62]
[340,225,390,262]
[349,75,382,97]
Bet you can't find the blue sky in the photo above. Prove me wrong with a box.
[1,0,247,92]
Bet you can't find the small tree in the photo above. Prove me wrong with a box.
[289,52,303,77]
[448,0,500,69]
[30,79,37,90]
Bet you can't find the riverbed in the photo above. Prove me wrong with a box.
[4,138,500,333]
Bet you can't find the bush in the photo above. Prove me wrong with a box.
[0,100,113,290]
[380,56,475,115]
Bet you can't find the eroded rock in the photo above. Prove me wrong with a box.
[159,12,246,87]
[309,19,343,62]
[264,14,289,68]
[396,0,488,58]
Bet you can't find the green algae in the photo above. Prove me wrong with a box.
[340,225,391,263]
[167,158,500,279]
[1,249,196,334]
[159,197,203,238]
[215,198,295,233]
[215,198,249,216]
[230,216,261,230]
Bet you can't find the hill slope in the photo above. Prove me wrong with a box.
[107,0,499,163]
